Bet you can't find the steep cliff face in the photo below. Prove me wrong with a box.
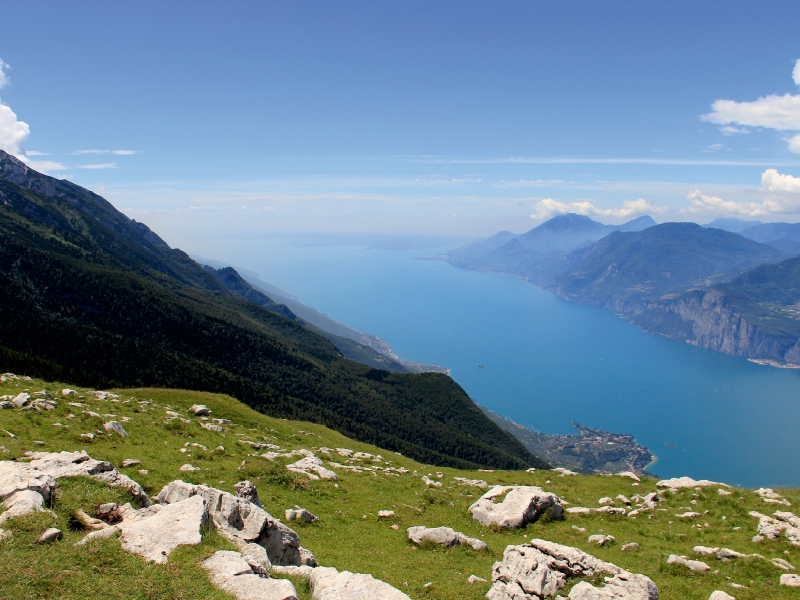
[629,290,792,361]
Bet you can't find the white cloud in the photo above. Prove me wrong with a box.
[702,60,800,152]
[719,125,750,135]
[0,59,9,90]
[27,160,67,173]
[72,149,138,156]
[24,150,49,156]
[0,102,29,157]
[76,163,117,169]
[530,198,666,220]
[703,143,724,153]
[762,168,800,193]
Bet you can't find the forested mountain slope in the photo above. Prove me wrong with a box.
[0,150,545,470]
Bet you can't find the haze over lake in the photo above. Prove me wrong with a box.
[223,236,800,488]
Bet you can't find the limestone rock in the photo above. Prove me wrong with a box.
[0,401,13,410]
[469,486,562,528]
[620,543,639,552]
[180,464,200,472]
[0,490,47,525]
[37,527,62,543]
[587,534,615,546]
[781,573,800,587]
[568,573,658,599]
[201,422,225,433]
[657,477,726,490]
[771,557,795,570]
[120,459,141,468]
[378,510,396,518]
[309,566,411,600]
[234,480,263,508]
[203,550,298,600]
[12,393,30,408]
[155,480,316,567]
[693,546,720,556]
[667,554,710,572]
[468,574,488,583]
[75,526,120,546]
[0,461,57,504]
[118,495,208,563]
[566,507,592,515]
[487,539,657,600]
[286,507,319,523]
[241,542,272,575]
[188,404,211,416]
[104,420,128,437]
[454,477,488,488]
[407,526,487,550]
[286,456,338,481]
[708,592,735,600]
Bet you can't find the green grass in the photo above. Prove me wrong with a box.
[1,376,799,599]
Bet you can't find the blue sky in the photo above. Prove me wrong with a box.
[2,1,800,244]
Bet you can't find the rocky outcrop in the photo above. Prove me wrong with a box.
[203,550,298,600]
[309,566,411,600]
[407,526,487,550]
[155,480,317,567]
[26,451,150,506]
[487,539,658,599]
[286,456,338,481]
[469,486,562,528]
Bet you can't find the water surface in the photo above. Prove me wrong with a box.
[225,237,800,487]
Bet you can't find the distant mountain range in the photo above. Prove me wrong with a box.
[0,149,545,470]
[449,213,800,365]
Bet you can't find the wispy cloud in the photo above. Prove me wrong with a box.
[27,160,68,173]
[702,143,724,153]
[0,59,9,90]
[24,150,49,156]
[702,59,800,152]
[404,156,800,167]
[530,198,667,220]
[76,163,117,169]
[71,149,138,156]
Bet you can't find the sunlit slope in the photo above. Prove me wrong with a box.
[0,377,797,599]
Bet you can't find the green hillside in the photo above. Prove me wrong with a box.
[0,150,542,471]
[0,375,797,599]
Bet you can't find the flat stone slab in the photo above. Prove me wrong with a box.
[204,550,298,600]
[309,566,411,600]
[119,495,207,563]
[407,526,486,550]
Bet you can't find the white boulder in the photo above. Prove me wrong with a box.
[486,539,657,600]
[286,456,338,481]
[309,566,411,600]
[203,550,298,600]
[469,486,562,528]
[407,526,487,550]
[118,495,208,563]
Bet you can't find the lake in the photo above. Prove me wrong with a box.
[225,236,800,488]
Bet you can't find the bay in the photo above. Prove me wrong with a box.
[227,236,800,488]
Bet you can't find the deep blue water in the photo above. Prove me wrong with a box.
[226,237,800,488]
